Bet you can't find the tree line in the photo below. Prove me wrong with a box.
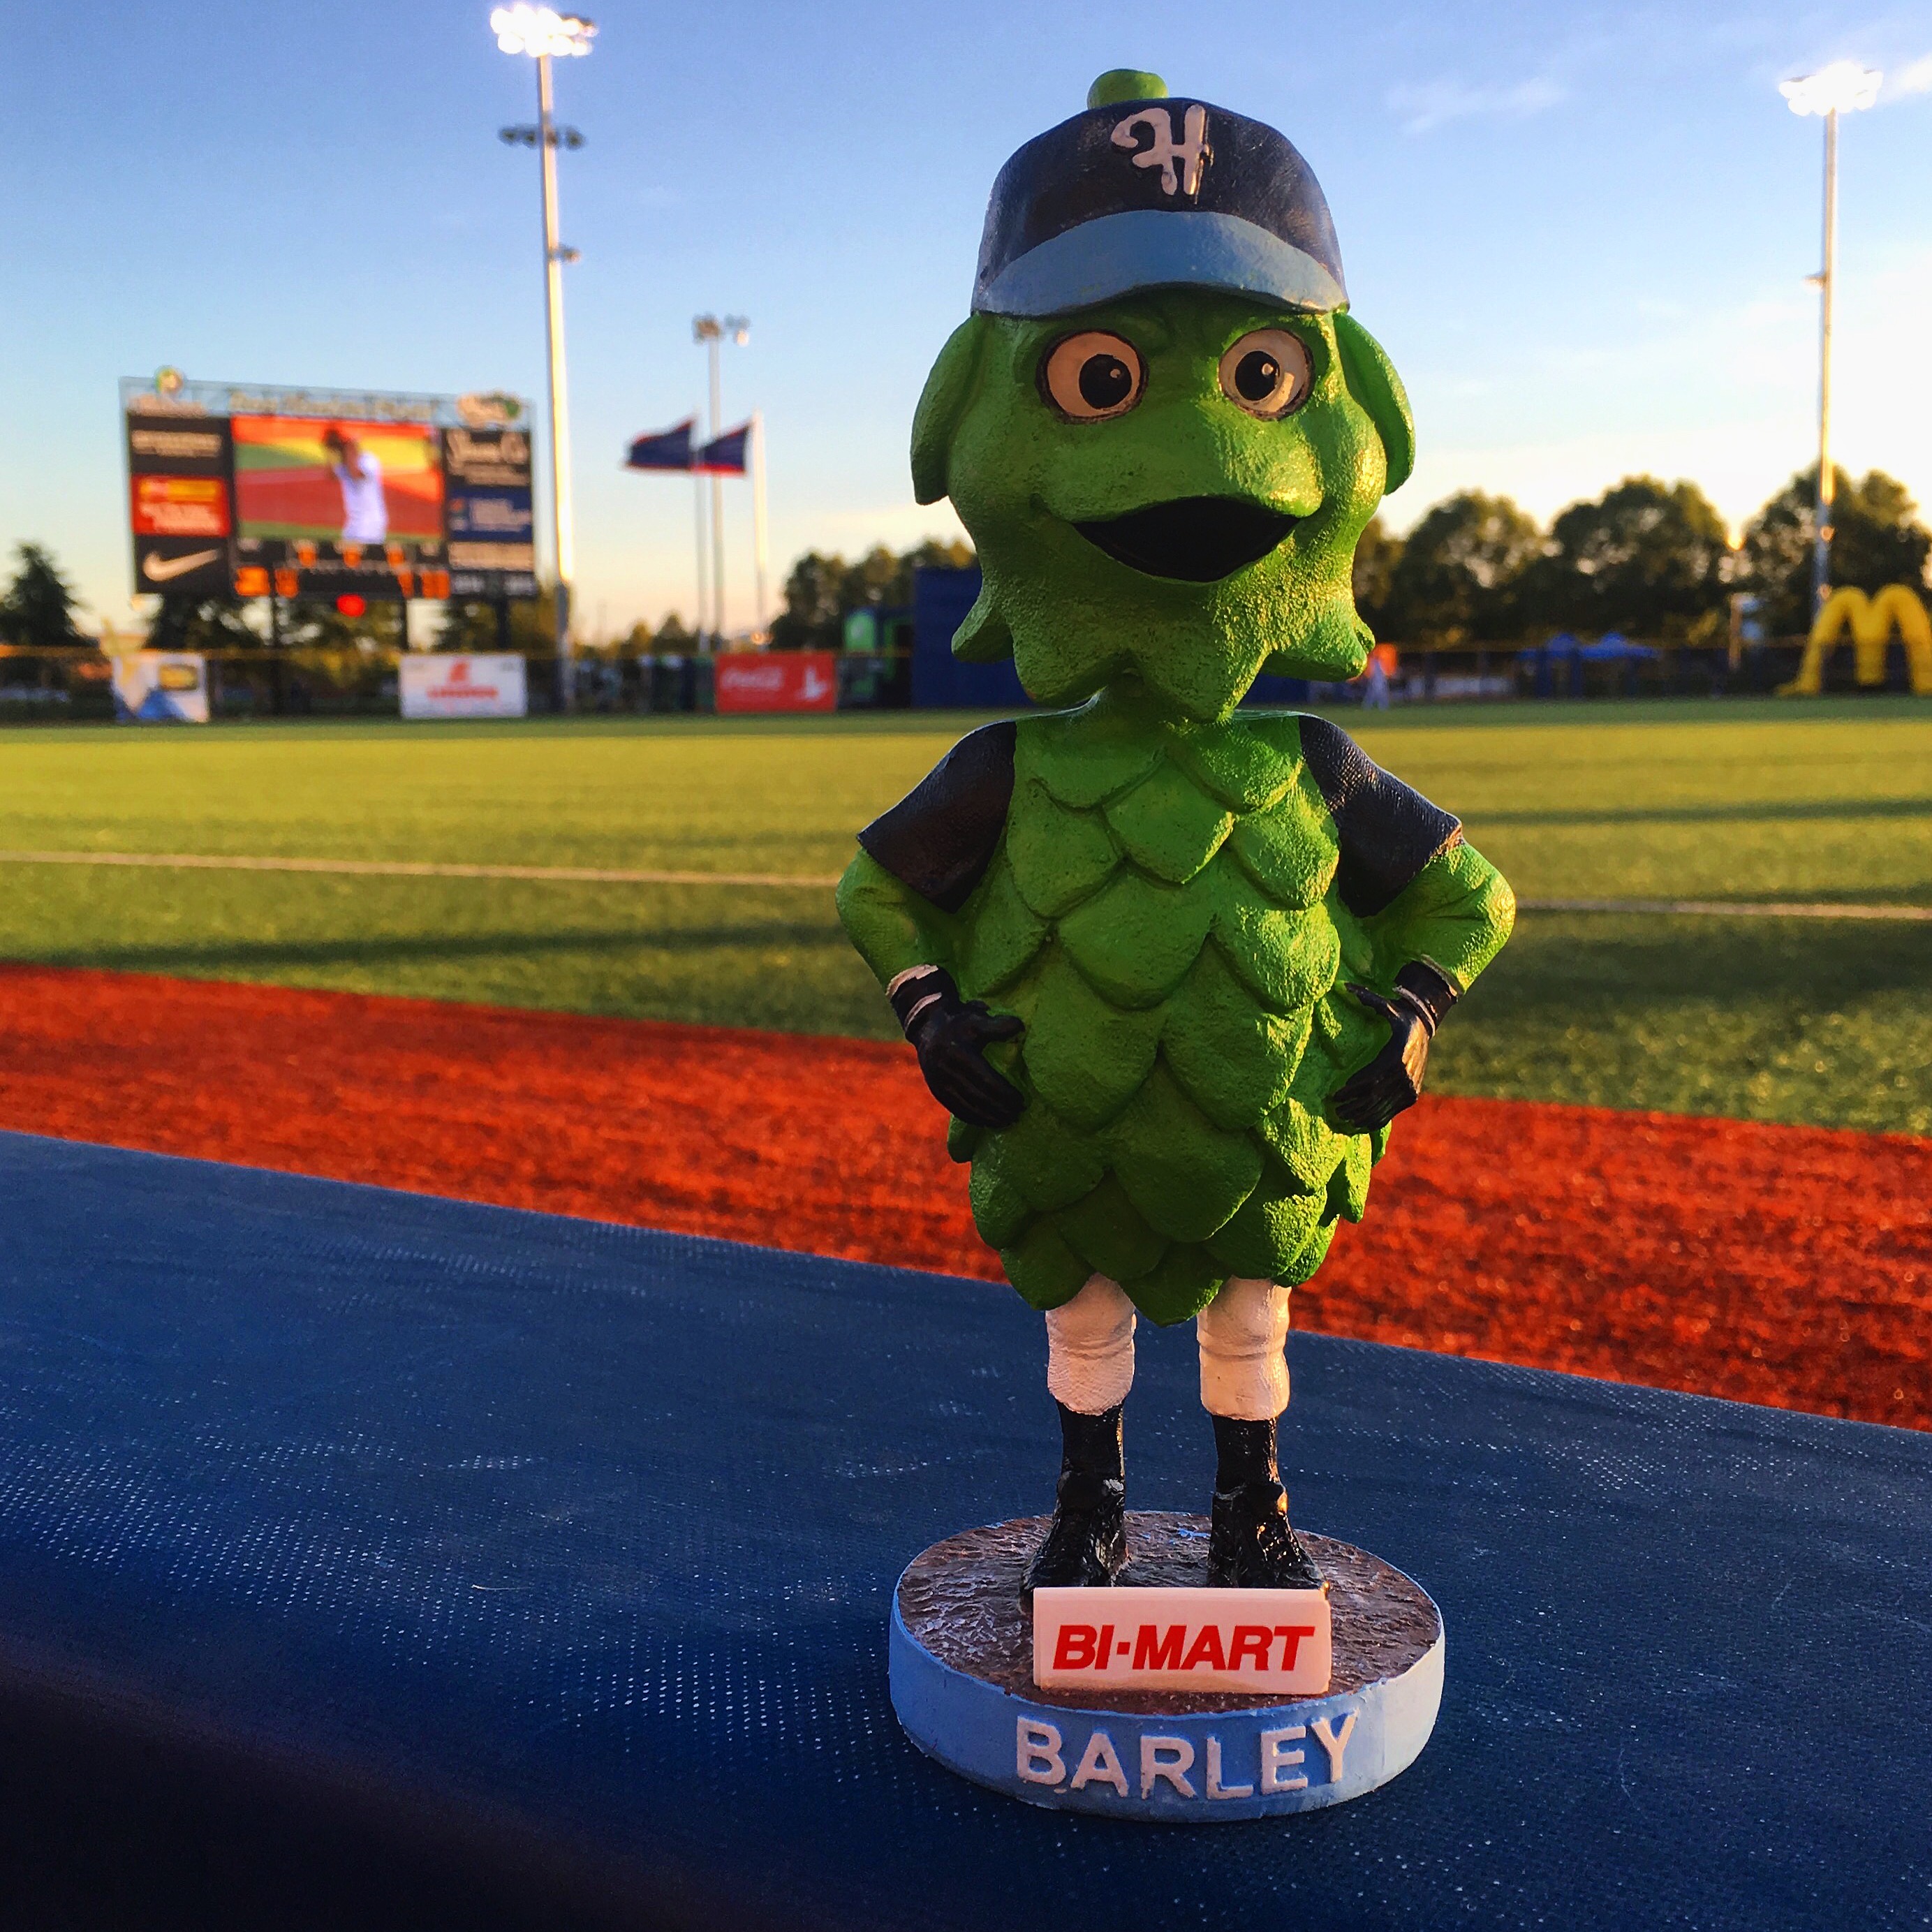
[3,463,1926,657]
[0,541,979,658]
[0,545,85,650]
[764,466,1929,654]
[768,538,974,651]
[1352,466,1930,649]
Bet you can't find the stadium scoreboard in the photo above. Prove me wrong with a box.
[121,373,539,604]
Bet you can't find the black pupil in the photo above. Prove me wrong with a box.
[1236,350,1282,401]
[1078,354,1133,409]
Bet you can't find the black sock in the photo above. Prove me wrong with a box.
[1211,1415,1279,1493]
[1056,1401,1124,1498]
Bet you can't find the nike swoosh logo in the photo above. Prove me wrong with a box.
[142,547,222,583]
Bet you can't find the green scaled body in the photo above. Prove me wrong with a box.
[840,173,1514,1320]
[941,697,1506,1325]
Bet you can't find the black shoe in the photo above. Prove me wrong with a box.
[1022,1402,1127,1601]
[1205,1415,1325,1591]
[1207,1480,1325,1589]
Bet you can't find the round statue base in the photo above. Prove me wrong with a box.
[890,1512,1443,1821]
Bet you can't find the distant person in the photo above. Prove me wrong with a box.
[321,427,388,544]
[1362,644,1393,709]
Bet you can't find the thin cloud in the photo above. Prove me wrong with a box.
[1886,54,1932,99]
[1388,75,1566,135]
[1388,244,1932,533]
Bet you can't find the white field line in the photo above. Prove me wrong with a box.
[0,850,1925,920]
[0,849,841,890]
[1519,896,1932,922]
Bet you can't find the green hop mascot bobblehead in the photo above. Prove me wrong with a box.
[838,73,1514,1600]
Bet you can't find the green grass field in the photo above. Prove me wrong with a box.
[1,698,1926,1134]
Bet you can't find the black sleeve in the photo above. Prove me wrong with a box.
[855,720,1017,913]
[1299,715,1463,917]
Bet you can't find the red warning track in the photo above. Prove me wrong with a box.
[0,965,1923,1429]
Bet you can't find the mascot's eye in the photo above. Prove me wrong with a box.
[1041,332,1145,420]
[1218,329,1313,419]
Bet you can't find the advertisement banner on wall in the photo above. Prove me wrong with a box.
[399,654,528,721]
[112,653,210,723]
[714,651,839,714]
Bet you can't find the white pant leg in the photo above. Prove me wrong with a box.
[1196,1276,1292,1420]
[1044,1273,1137,1415]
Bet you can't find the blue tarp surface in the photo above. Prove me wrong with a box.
[0,1130,1926,1929]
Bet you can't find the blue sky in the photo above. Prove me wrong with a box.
[4,0,1929,637]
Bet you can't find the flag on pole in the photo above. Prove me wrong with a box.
[624,418,696,471]
[693,420,752,475]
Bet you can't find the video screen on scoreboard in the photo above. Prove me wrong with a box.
[121,375,537,604]
[231,417,445,554]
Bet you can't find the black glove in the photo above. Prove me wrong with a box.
[888,966,1027,1130]
[1331,962,1458,1133]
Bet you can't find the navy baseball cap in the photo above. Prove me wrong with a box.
[973,71,1346,319]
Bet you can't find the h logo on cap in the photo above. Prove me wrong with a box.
[1111,104,1210,198]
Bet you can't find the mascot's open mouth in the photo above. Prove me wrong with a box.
[1074,496,1297,582]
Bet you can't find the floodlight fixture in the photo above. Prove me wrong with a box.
[500,124,585,149]
[1779,61,1882,117]
[693,314,751,348]
[492,5,596,57]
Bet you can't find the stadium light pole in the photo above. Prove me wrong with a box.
[1780,60,1882,623]
[693,314,749,648]
[492,3,594,709]
[750,408,769,640]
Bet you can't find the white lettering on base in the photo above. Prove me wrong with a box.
[1017,1718,1065,1785]
[1311,1711,1357,1784]
[1140,1734,1196,1799]
[1011,1706,1362,1801]
[1069,1729,1130,1796]
[1204,1736,1255,1800]
[1260,1725,1309,1793]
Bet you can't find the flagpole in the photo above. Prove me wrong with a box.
[707,334,725,645]
[751,409,769,638]
[691,315,750,651]
[692,445,708,647]
[624,410,751,651]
